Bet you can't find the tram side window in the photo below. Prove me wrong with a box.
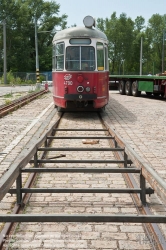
[52,45,55,70]
[104,46,108,70]
[97,42,104,71]
[55,43,64,70]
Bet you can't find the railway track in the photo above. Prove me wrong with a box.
[0,89,48,118]
[0,111,166,249]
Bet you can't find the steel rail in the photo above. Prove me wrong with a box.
[8,187,147,194]
[101,116,166,250]
[47,136,114,139]
[21,167,141,173]
[37,147,124,151]
[0,214,166,223]
[30,159,126,163]
[53,128,108,131]
[103,119,166,202]
[126,171,166,250]
[0,90,47,117]
[0,112,61,201]
[0,112,61,249]
[1,112,166,249]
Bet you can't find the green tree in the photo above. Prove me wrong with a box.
[131,16,146,74]
[97,12,134,74]
[0,0,67,72]
[146,14,166,73]
[96,12,166,75]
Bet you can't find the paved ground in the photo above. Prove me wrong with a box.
[0,85,52,96]
[103,91,166,182]
[0,89,166,191]
[0,85,36,96]
[0,85,52,106]
[0,89,166,249]
[0,91,55,178]
[6,112,153,250]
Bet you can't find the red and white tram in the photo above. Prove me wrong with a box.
[52,16,109,110]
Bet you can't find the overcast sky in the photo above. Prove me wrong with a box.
[55,0,166,27]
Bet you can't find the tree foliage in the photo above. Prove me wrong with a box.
[0,0,67,72]
[97,12,166,74]
[0,2,166,75]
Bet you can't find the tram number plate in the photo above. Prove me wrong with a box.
[64,81,73,85]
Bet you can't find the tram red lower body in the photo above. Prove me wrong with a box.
[52,71,109,109]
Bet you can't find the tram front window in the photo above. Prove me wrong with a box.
[66,46,95,71]
[66,47,79,70]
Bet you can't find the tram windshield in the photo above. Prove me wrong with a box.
[66,46,95,71]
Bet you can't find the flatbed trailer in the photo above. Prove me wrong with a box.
[109,74,166,98]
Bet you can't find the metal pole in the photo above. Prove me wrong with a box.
[123,60,124,74]
[119,61,120,75]
[162,31,165,73]
[3,20,7,85]
[140,37,143,75]
[16,173,22,205]
[35,17,40,84]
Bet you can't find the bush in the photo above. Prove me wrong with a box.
[1,70,15,84]
[0,71,36,85]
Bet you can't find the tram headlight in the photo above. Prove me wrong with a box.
[85,86,91,92]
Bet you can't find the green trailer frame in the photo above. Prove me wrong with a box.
[109,75,166,97]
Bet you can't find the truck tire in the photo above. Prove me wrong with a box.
[125,81,132,95]
[153,93,160,97]
[131,81,141,97]
[146,92,152,96]
[118,80,125,95]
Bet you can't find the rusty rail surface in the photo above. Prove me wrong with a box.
[0,90,48,117]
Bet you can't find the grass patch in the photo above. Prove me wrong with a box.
[28,89,35,93]
[4,92,13,98]
[5,99,11,105]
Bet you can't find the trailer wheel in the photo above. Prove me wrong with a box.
[131,81,141,97]
[125,81,132,95]
[118,80,125,95]
[153,93,160,97]
[146,92,152,96]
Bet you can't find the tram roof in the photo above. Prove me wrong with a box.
[53,26,108,42]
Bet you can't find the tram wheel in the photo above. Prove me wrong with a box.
[57,106,63,112]
[125,81,132,95]
[131,81,141,97]
[118,80,125,95]
[99,105,106,112]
